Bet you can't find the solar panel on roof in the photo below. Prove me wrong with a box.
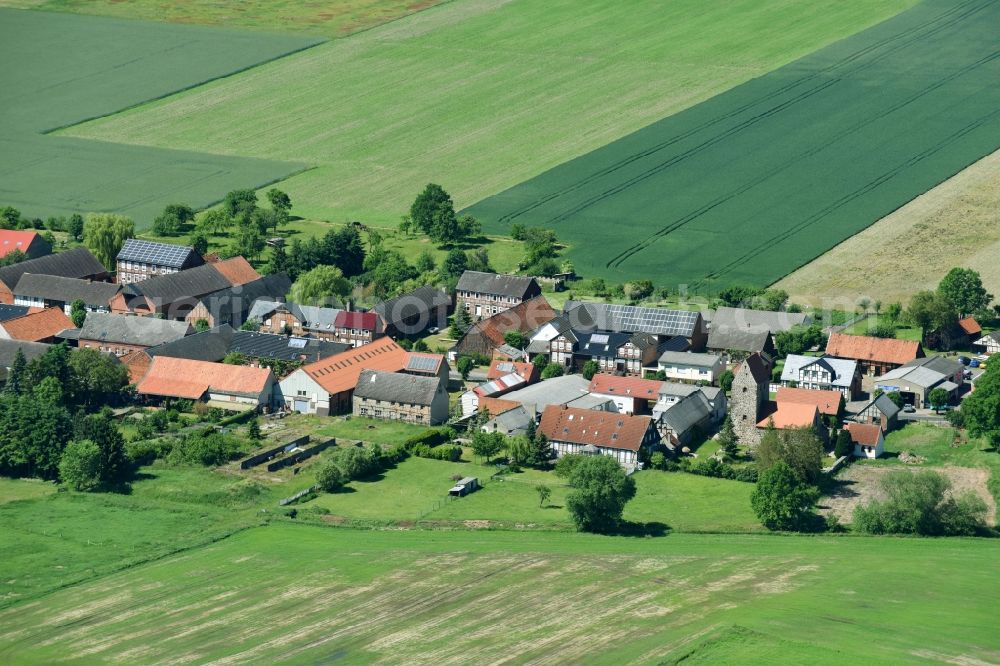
[288,338,308,348]
[590,333,609,344]
[117,239,194,268]
[407,355,440,372]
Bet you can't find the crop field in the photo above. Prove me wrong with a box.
[0,9,317,222]
[61,0,915,228]
[0,0,445,36]
[468,0,1000,289]
[0,522,997,664]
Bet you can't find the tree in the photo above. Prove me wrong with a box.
[3,349,26,396]
[409,184,479,245]
[0,206,21,229]
[189,232,209,257]
[415,249,436,273]
[718,415,738,458]
[753,289,788,312]
[223,189,258,222]
[456,356,474,380]
[581,360,600,380]
[541,364,564,379]
[152,203,194,236]
[717,285,761,307]
[884,302,903,323]
[868,323,896,339]
[853,470,987,536]
[368,251,418,299]
[68,299,87,329]
[267,242,290,276]
[938,267,991,317]
[751,462,819,531]
[756,426,823,484]
[834,429,853,458]
[199,208,231,236]
[536,484,551,507]
[928,387,949,413]
[504,331,526,349]
[719,370,735,393]
[68,348,130,410]
[194,318,210,333]
[266,188,292,222]
[223,352,248,365]
[907,290,959,349]
[471,431,504,463]
[0,249,27,267]
[73,410,129,488]
[230,219,265,262]
[292,265,351,305]
[83,213,134,269]
[961,362,1000,451]
[623,280,654,302]
[315,459,345,492]
[565,455,636,533]
[450,306,472,339]
[321,225,366,277]
[247,418,262,441]
[886,391,904,409]
[466,247,492,273]
[440,247,468,279]
[67,214,84,241]
[59,439,102,491]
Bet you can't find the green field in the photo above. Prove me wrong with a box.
[0,8,317,222]
[0,0,444,36]
[0,522,997,664]
[61,0,915,230]
[468,0,1000,289]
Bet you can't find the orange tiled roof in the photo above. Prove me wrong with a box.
[487,359,535,381]
[826,332,921,366]
[0,307,73,342]
[137,356,272,399]
[478,396,520,417]
[846,422,882,446]
[212,256,260,287]
[775,386,842,416]
[300,338,408,395]
[0,230,43,258]
[588,373,663,399]
[120,349,153,384]
[959,317,982,336]
[539,404,654,452]
[462,296,557,349]
[757,402,818,429]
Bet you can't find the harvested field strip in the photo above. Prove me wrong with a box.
[0,524,996,663]
[468,0,1000,289]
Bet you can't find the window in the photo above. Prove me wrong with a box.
[296,390,307,397]
[742,386,747,393]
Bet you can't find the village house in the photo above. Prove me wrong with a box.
[182,273,291,329]
[0,339,51,383]
[588,374,663,415]
[780,354,861,399]
[874,355,963,408]
[653,383,727,424]
[115,238,204,285]
[480,404,535,437]
[372,285,452,337]
[452,296,557,359]
[957,317,982,346]
[0,230,51,261]
[456,271,541,321]
[479,374,613,420]
[352,369,448,425]
[562,301,707,351]
[730,352,772,446]
[0,247,108,304]
[706,327,775,357]
[572,330,659,376]
[402,352,451,384]
[78,312,191,356]
[333,310,382,348]
[774,386,843,422]
[0,304,32,323]
[655,391,713,449]
[0,307,73,343]
[845,422,885,459]
[460,359,535,416]
[248,300,342,339]
[825,332,924,376]
[757,402,822,434]
[13,273,121,315]
[225,331,349,370]
[846,393,901,431]
[655,351,725,384]
[277,338,410,415]
[973,330,1000,355]
[136,356,275,410]
[539,404,660,469]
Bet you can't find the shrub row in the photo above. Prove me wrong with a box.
[402,427,456,451]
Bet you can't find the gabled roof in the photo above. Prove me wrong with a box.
[847,393,902,420]
[457,271,538,299]
[456,296,557,352]
[334,310,378,330]
[227,331,349,363]
[707,327,772,353]
[659,392,712,435]
[297,338,408,395]
[137,356,272,399]
[210,256,260,287]
[0,307,74,342]
[13,273,121,307]
[846,422,882,447]
[122,262,233,304]
[474,372,527,397]
[373,285,451,327]
[0,247,105,289]
[958,317,981,336]
[0,304,32,322]
[498,374,593,416]
[902,354,963,377]
[404,352,447,376]
[711,307,810,333]
[246,300,343,332]
[780,354,857,388]
[79,312,190,347]
[147,324,236,362]
[588,374,663,400]
[658,382,702,399]
[875,365,947,389]
[0,230,46,258]
[758,402,818,429]
[0,339,50,368]
[826,333,922,366]
[775,386,842,416]
[486,359,533,381]
[574,330,631,357]
[354,369,441,405]
[658,351,722,367]
[563,301,701,338]
[737,352,771,384]
[117,239,200,269]
[539,405,655,452]
[195,274,291,322]
[483,405,534,436]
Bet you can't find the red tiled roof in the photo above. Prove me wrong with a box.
[0,307,73,342]
[757,402,818,429]
[539,404,654,452]
[826,333,922,366]
[120,349,153,384]
[211,256,260,287]
[0,230,43,258]
[459,296,557,351]
[959,317,982,336]
[588,374,662,399]
[478,396,519,417]
[334,310,378,330]
[775,386,842,416]
[137,356,272,399]
[405,351,445,375]
[300,338,408,395]
[846,422,882,446]
[487,359,535,381]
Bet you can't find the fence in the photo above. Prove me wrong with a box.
[239,435,310,470]
[266,438,337,472]
[279,485,317,506]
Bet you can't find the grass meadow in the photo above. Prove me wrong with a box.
[62,0,915,232]
[0,522,996,664]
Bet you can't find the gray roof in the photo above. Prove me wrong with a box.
[500,374,593,416]
[0,247,106,289]
[904,355,963,377]
[846,393,901,419]
[482,405,534,436]
[122,262,232,304]
[373,285,450,327]
[657,392,711,434]
[658,382,702,399]
[0,304,31,322]
[13,273,121,307]
[0,339,51,369]
[457,271,538,299]
[248,300,343,332]
[711,306,810,334]
[196,274,291,324]
[79,313,190,347]
[658,351,722,368]
[563,301,701,338]
[117,238,201,269]
[575,330,631,358]
[353,369,442,406]
[876,365,947,389]
[147,325,236,362]
[780,354,857,389]
[707,327,772,353]
[494,344,527,361]
[228,330,348,363]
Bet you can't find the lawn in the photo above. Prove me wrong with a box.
[0,8,318,222]
[1,0,445,36]
[312,415,437,448]
[62,0,915,235]
[0,478,55,505]
[0,522,996,664]
[468,0,1000,288]
[841,314,922,341]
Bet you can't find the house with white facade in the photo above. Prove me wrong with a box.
[780,354,861,399]
[656,351,725,384]
[846,422,885,458]
[588,373,663,415]
[539,404,660,469]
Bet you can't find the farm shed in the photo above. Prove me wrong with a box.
[449,477,480,497]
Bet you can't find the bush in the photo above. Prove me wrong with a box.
[853,470,987,536]
[334,445,379,481]
[751,462,819,531]
[541,364,564,379]
[125,438,174,466]
[168,432,247,467]
[315,459,346,492]
[402,427,453,451]
[683,457,758,483]
[833,430,853,458]
[425,445,462,461]
[554,453,586,478]
[59,439,102,491]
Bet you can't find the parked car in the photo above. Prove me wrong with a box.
[958,355,971,365]
[902,404,916,413]
[970,359,980,368]
[964,370,973,379]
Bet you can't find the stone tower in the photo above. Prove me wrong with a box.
[730,352,772,446]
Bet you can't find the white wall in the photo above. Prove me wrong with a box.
[277,370,328,414]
